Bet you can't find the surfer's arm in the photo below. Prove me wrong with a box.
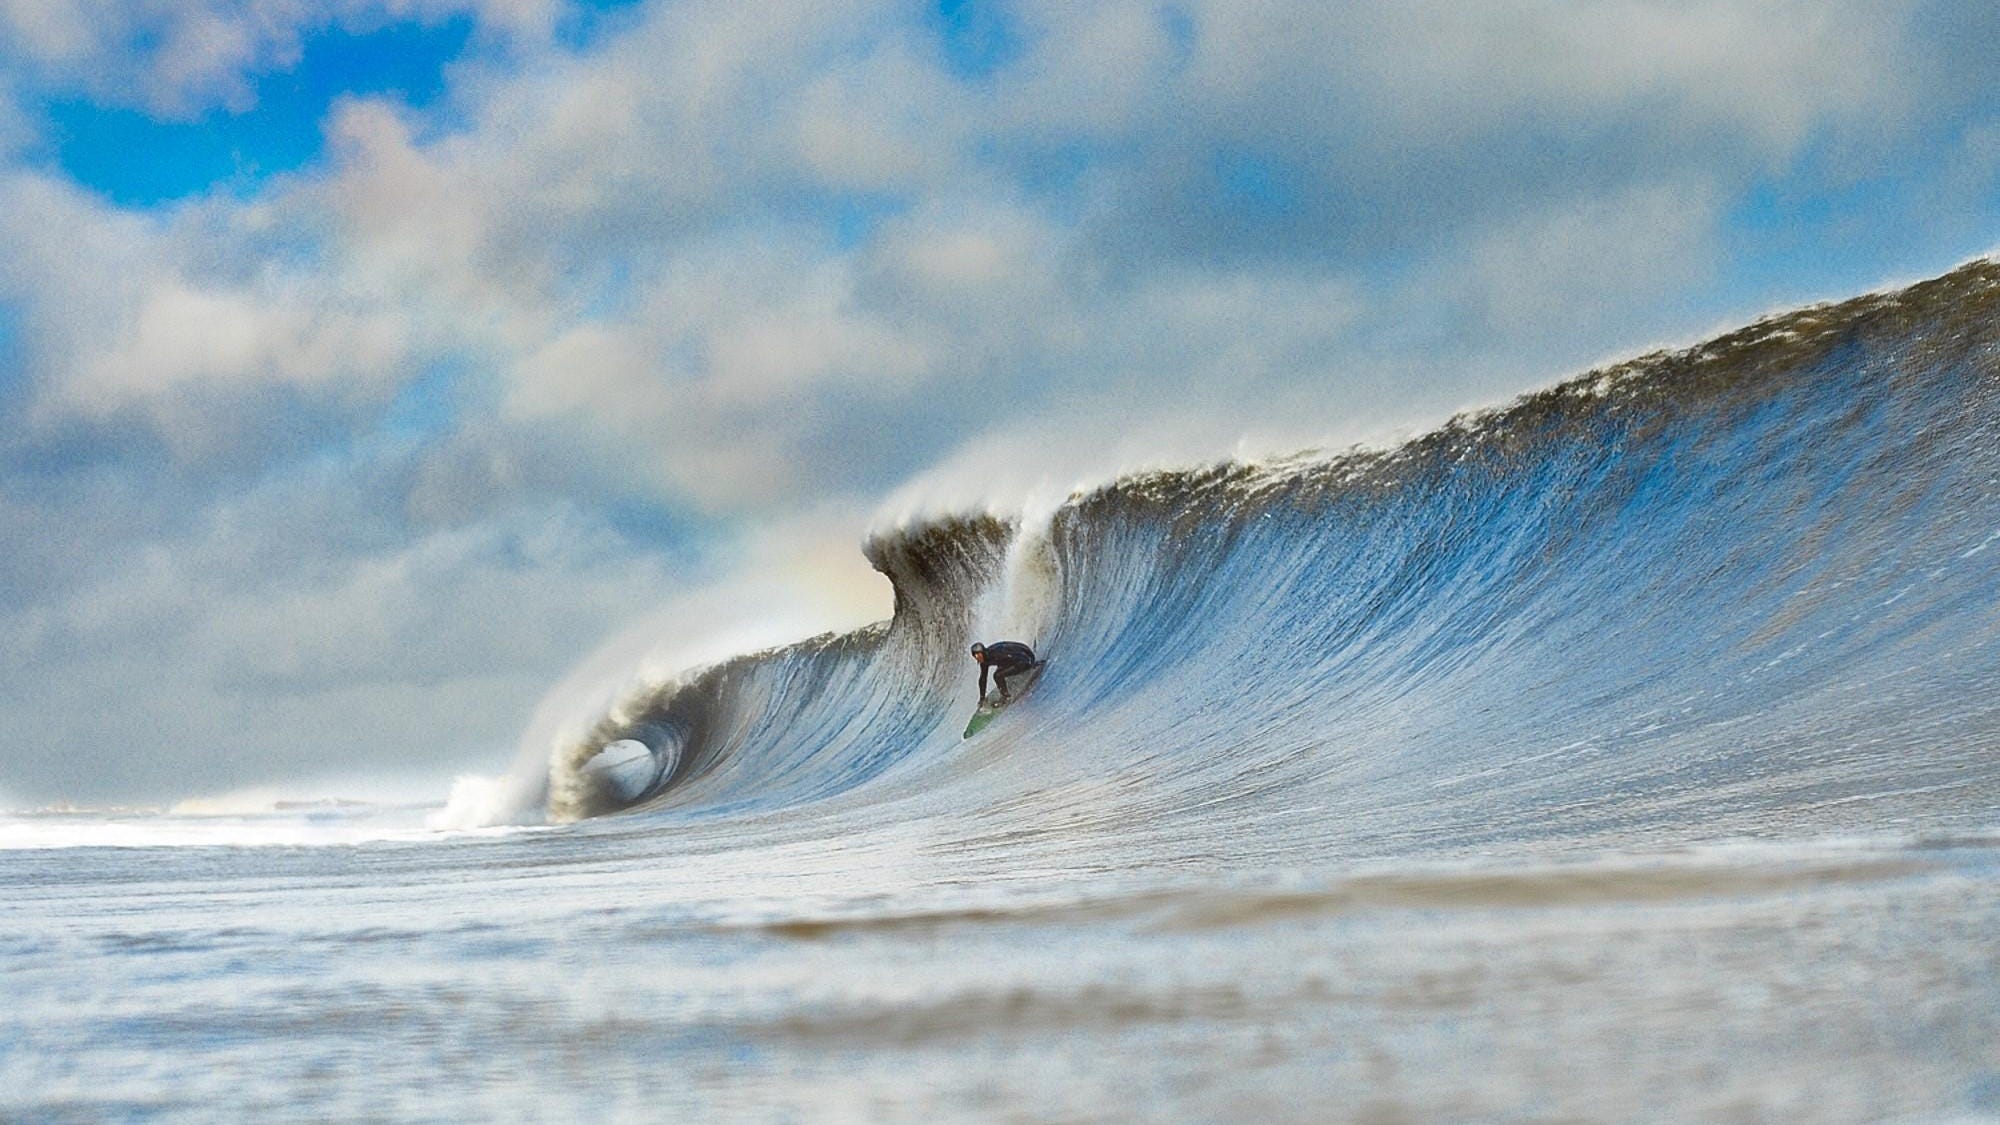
[978,664,990,700]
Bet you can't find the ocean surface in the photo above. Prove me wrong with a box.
[8,262,2000,1122]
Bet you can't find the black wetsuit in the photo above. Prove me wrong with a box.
[977,641,1041,701]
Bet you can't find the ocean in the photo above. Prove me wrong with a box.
[7,261,2000,1121]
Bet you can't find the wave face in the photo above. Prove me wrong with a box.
[556,261,2000,858]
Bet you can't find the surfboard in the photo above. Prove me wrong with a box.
[962,704,1002,739]
[962,662,1044,739]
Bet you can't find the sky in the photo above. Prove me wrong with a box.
[1,0,1997,806]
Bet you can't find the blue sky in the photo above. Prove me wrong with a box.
[0,0,1996,805]
[44,18,473,206]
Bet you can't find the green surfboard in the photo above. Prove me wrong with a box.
[963,705,1002,739]
[961,663,1044,739]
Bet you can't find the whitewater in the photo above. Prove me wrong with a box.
[7,261,2000,1121]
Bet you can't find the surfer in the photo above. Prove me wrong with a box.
[971,641,1042,702]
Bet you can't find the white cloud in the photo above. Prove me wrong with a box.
[0,0,1996,805]
[0,0,96,68]
[789,38,967,191]
[497,224,953,508]
[1458,178,1725,342]
[0,0,1902,504]
[0,174,421,467]
[0,83,32,158]
[1175,0,1913,158]
[0,0,553,117]
[998,0,1181,136]
[0,476,685,801]
[66,280,409,405]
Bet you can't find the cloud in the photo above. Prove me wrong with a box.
[0,83,30,158]
[18,0,1913,505]
[1161,0,1914,158]
[0,474,686,801]
[500,225,952,507]
[61,279,409,414]
[1,0,1998,805]
[1455,178,1726,345]
[0,173,425,472]
[0,0,552,117]
[939,0,1924,275]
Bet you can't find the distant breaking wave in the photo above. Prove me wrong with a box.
[545,260,2000,858]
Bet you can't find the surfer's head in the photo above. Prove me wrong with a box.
[970,643,985,663]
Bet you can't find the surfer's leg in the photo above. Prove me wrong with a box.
[998,660,1044,700]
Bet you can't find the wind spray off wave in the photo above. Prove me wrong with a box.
[548,260,2000,861]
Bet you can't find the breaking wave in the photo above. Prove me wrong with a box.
[539,260,2000,858]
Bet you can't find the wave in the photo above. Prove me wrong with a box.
[543,259,2000,858]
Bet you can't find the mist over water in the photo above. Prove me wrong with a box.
[11,262,2000,1121]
